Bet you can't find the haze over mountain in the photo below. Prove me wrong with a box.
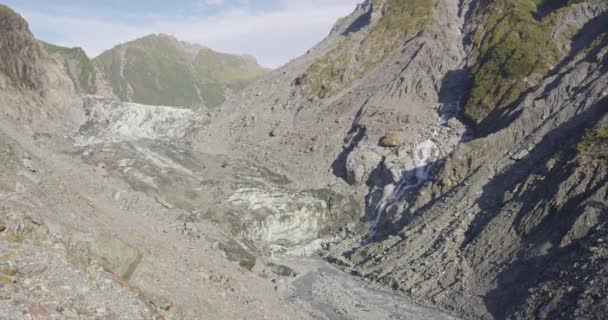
[36,33,269,108]
[93,34,268,108]
[0,1,607,320]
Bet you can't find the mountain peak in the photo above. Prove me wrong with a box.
[93,34,268,108]
[0,4,30,33]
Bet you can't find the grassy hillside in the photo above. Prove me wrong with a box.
[297,0,433,100]
[463,0,586,123]
[94,34,268,108]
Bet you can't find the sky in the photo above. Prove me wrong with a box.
[4,0,361,68]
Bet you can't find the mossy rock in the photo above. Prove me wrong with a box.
[0,273,12,285]
[0,265,18,276]
[87,237,143,279]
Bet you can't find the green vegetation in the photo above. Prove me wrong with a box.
[578,127,608,161]
[367,0,432,53]
[300,0,433,100]
[93,34,268,107]
[463,0,584,123]
[585,32,608,54]
[0,4,28,31]
[44,43,97,93]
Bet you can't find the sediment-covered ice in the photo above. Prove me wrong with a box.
[76,96,208,146]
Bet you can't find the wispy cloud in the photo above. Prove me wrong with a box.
[11,0,360,68]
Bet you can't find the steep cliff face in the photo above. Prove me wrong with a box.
[43,43,97,94]
[0,5,81,126]
[93,34,268,108]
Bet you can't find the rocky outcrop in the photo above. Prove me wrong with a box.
[0,5,82,128]
[43,43,97,94]
[0,5,43,91]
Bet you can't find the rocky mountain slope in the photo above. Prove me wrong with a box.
[28,32,268,109]
[194,0,608,318]
[0,1,607,319]
[0,4,82,127]
[93,34,269,108]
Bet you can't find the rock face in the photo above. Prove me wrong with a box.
[0,5,81,126]
[43,43,97,94]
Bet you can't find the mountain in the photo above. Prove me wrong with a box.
[93,34,269,108]
[0,4,81,126]
[1,1,607,320]
[196,0,608,318]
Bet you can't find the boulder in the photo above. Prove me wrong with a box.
[87,237,143,279]
[268,263,297,277]
[446,118,464,130]
[216,240,257,271]
[269,127,287,137]
[345,148,383,185]
[380,131,405,147]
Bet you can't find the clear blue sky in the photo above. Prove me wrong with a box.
[4,0,361,68]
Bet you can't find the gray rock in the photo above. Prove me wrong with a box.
[268,264,297,278]
[345,148,383,185]
[87,237,143,279]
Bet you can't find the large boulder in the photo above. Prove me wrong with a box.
[87,237,143,279]
[380,131,405,147]
[345,148,383,185]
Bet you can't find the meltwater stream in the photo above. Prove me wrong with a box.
[366,139,439,241]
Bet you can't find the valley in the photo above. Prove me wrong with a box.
[0,0,607,319]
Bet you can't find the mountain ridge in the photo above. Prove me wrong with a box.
[0,1,607,319]
[33,31,269,109]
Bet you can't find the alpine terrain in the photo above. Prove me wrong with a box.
[0,1,606,319]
